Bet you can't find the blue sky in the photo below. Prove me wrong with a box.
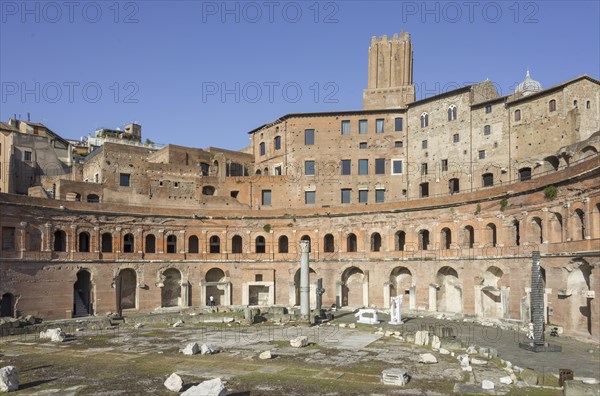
[1,1,599,150]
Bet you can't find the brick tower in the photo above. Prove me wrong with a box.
[363,31,415,110]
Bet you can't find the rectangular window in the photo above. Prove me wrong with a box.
[305,160,315,176]
[359,142,367,149]
[119,173,131,187]
[341,120,350,135]
[420,182,429,198]
[230,191,239,198]
[341,159,351,175]
[2,227,16,251]
[375,158,385,174]
[274,136,281,150]
[479,150,486,159]
[484,125,491,135]
[259,142,265,155]
[375,189,385,203]
[359,119,368,134]
[341,189,351,204]
[394,117,403,131]
[453,134,460,143]
[441,159,448,172]
[394,140,403,148]
[305,191,315,204]
[24,150,32,161]
[485,105,492,113]
[262,190,272,205]
[358,159,368,175]
[376,119,384,133]
[304,129,315,145]
[421,163,428,175]
[359,189,368,203]
[422,140,428,149]
[392,160,403,175]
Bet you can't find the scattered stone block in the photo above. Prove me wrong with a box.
[0,366,19,392]
[481,380,495,390]
[39,328,66,342]
[348,323,356,329]
[339,323,346,328]
[172,320,184,328]
[499,376,513,385]
[431,335,441,350]
[201,343,215,355]
[181,378,227,396]
[384,330,393,337]
[439,348,450,355]
[290,336,308,348]
[382,368,409,386]
[259,351,272,360]
[471,358,487,366]
[181,342,200,355]
[418,353,438,364]
[457,354,470,367]
[563,380,600,396]
[134,323,144,329]
[520,369,538,386]
[414,330,429,346]
[466,346,477,354]
[164,373,183,392]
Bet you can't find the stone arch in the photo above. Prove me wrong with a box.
[480,266,504,319]
[324,233,335,253]
[231,235,243,254]
[548,212,563,243]
[563,260,593,335]
[346,233,357,252]
[370,232,382,252]
[389,267,412,298]
[543,155,560,172]
[86,194,100,203]
[145,234,156,253]
[0,293,15,318]
[395,231,406,251]
[530,216,543,244]
[440,227,452,249]
[188,235,199,254]
[161,268,182,308]
[101,232,112,253]
[166,234,177,254]
[255,235,266,254]
[579,145,597,160]
[278,235,289,254]
[123,233,134,253]
[117,268,137,310]
[204,267,230,306]
[293,267,317,306]
[418,229,430,250]
[573,208,585,241]
[53,229,67,252]
[485,223,497,247]
[78,231,90,252]
[435,266,462,313]
[73,270,93,316]
[341,266,365,307]
[209,235,221,254]
[202,186,215,196]
[462,225,475,248]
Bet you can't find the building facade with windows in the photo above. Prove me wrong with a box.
[1,31,599,341]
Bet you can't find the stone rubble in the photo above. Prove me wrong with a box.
[201,343,215,355]
[39,328,66,342]
[164,373,183,392]
[181,342,200,355]
[418,353,438,364]
[0,366,19,392]
[181,378,228,396]
[290,336,308,348]
[481,380,495,390]
[381,368,410,386]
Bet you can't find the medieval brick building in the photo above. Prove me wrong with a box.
[1,31,599,341]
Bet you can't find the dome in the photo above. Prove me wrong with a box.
[515,70,542,96]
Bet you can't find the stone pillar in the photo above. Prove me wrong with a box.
[179,230,186,254]
[70,224,77,259]
[583,198,591,239]
[180,281,189,307]
[19,222,27,258]
[288,281,296,306]
[336,281,343,308]
[362,271,370,307]
[429,284,437,312]
[44,223,52,252]
[383,282,391,309]
[300,239,310,319]
[409,286,416,309]
[501,287,510,319]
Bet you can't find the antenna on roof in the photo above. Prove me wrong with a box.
[27,112,31,122]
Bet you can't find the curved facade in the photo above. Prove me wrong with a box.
[1,32,599,341]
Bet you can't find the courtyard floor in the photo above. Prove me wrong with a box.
[0,310,598,395]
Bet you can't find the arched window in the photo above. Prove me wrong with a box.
[531,217,543,244]
[519,167,532,181]
[278,235,288,253]
[395,231,406,251]
[53,230,66,252]
[202,186,215,196]
[514,109,521,121]
[123,233,134,253]
[371,232,382,252]
[464,226,475,248]
[347,233,357,252]
[418,230,430,250]
[482,172,494,187]
[440,228,451,249]
[145,234,156,253]
[78,232,90,252]
[447,105,457,121]
[324,234,335,253]
[486,223,497,247]
[188,235,199,254]
[549,99,556,112]
[259,142,265,156]
[449,178,459,194]
[574,209,585,240]
[232,235,243,254]
[101,233,112,253]
[255,236,266,254]
[209,235,220,254]
[166,235,177,254]
[420,112,429,128]
[86,194,100,203]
